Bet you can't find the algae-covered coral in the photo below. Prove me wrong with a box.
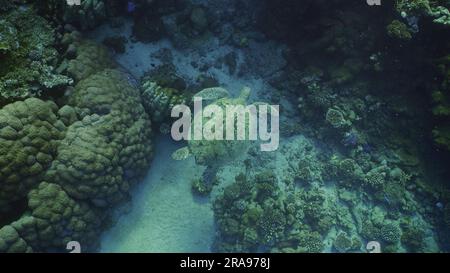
[1,0,450,254]
[0,8,72,103]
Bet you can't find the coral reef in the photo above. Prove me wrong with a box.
[380,222,402,244]
[0,30,153,251]
[46,69,153,206]
[395,0,450,26]
[0,98,65,212]
[62,0,107,30]
[140,80,187,124]
[102,35,127,54]
[172,87,253,166]
[432,55,450,151]
[0,8,72,103]
[63,33,117,82]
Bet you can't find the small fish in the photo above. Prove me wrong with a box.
[436,202,444,210]
[127,1,136,13]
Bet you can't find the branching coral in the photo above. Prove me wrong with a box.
[296,230,324,253]
[396,0,450,25]
[21,182,102,251]
[387,20,413,40]
[140,80,187,123]
[213,171,291,252]
[0,19,18,54]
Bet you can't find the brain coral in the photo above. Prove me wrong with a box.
[0,98,65,212]
[46,69,153,207]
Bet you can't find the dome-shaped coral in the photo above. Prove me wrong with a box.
[0,98,65,211]
[46,69,153,207]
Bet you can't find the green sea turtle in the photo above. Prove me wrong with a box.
[171,86,256,166]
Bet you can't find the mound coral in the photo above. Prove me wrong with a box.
[0,19,18,54]
[0,33,154,251]
[140,80,187,123]
[325,108,351,129]
[380,222,402,244]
